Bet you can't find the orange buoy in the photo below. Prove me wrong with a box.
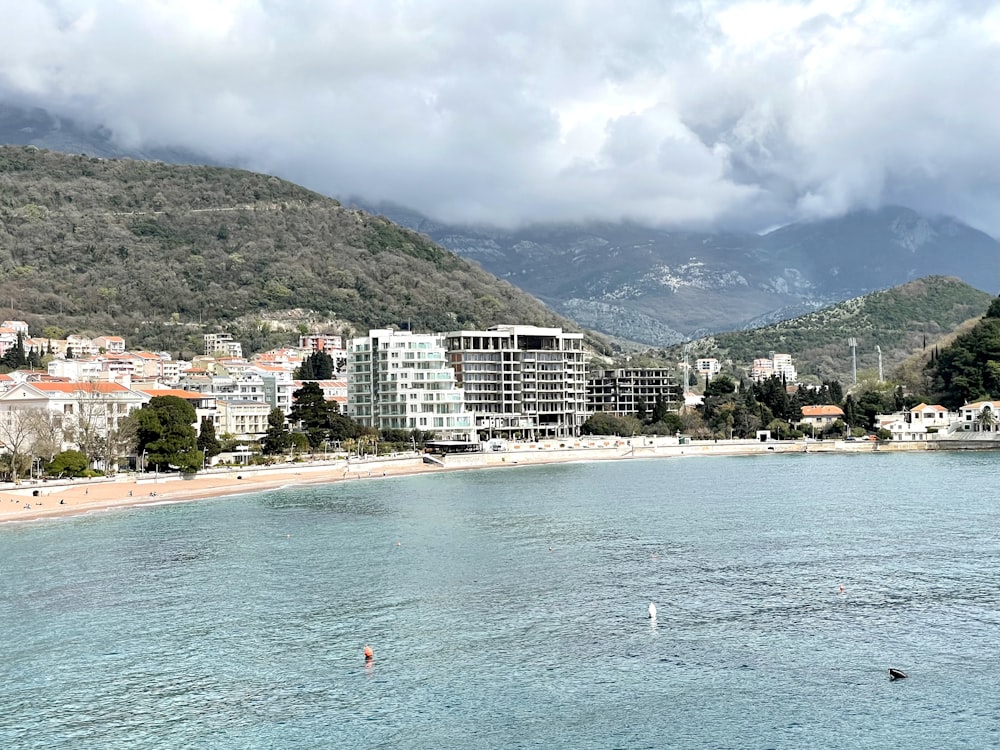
[364,645,374,660]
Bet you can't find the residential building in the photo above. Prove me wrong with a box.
[751,352,797,383]
[300,334,343,352]
[958,400,1000,431]
[204,332,243,358]
[0,380,149,459]
[798,405,845,432]
[349,329,474,439]
[587,367,680,417]
[444,325,587,439]
[1,320,29,335]
[695,358,721,378]
[133,385,218,434]
[0,326,20,358]
[66,334,99,358]
[93,335,126,354]
[216,399,271,441]
[252,366,296,414]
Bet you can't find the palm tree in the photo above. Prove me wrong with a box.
[976,405,997,432]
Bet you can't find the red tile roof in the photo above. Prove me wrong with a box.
[801,405,845,417]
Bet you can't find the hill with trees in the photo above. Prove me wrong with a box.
[670,277,994,386]
[0,146,582,355]
[924,296,1000,408]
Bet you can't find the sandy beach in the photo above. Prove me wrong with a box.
[0,433,965,525]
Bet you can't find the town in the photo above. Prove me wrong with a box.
[0,319,995,481]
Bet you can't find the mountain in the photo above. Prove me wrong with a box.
[0,102,215,166]
[4,103,996,349]
[668,276,995,387]
[0,146,582,355]
[358,200,999,346]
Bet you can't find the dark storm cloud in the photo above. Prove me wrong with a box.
[2,0,997,234]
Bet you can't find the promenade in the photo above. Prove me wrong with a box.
[1,433,990,525]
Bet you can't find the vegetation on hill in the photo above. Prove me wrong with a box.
[667,277,993,385]
[924,296,1000,408]
[0,146,579,355]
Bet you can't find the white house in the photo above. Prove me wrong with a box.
[958,400,1000,431]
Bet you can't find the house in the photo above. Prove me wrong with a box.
[93,335,126,354]
[1,320,29,335]
[798,405,845,432]
[958,401,1000,431]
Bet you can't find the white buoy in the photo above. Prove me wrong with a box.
[648,601,657,619]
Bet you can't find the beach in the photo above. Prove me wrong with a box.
[0,433,962,525]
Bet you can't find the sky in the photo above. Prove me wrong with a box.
[2,0,998,235]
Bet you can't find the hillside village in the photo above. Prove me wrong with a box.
[0,316,996,480]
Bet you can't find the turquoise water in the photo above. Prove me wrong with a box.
[1,452,997,749]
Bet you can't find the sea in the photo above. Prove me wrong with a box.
[1,451,997,749]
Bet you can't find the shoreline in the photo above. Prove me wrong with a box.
[1,435,994,525]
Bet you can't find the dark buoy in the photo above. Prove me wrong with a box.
[889,668,908,680]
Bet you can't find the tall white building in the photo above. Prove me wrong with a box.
[348,329,474,439]
[444,325,587,439]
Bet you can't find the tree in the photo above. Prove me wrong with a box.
[46,449,88,478]
[295,351,334,380]
[0,408,41,482]
[704,375,736,398]
[580,412,642,436]
[926,297,1000,408]
[197,417,223,459]
[976,405,997,432]
[134,396,203,473]
[261,408,292,455]
[288,382,340,448]
[1,332,27,370]
[651,395,670,425]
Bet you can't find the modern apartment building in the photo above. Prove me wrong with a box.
[751,352,797,383]
[444,325,587,439]
[587,367,680,417]
[348,329,474,439]
[203,333,244,358]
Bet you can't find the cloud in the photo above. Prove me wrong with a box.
[1,0,997,234]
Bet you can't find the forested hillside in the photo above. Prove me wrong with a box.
[0,146,577,354]
[925,296,1000,408]
[671,277,994,385]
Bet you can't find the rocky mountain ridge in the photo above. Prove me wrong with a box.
[358,200,998,346]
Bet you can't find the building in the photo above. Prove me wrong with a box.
[133,386,218,434]
[958,400,1000,431]
[751,352,797,383]
[300,334,343,352]
[203,333,243,358]
[0,380,149,462]
[695,358,721,378]
[798,405,845,432]
[216,399,272,441]
[587,367,680,417]
[348,329,474,439]
[93,335,126,354]
[444,325,587,439]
